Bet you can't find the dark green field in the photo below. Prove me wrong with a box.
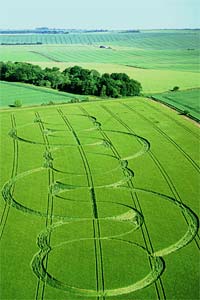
[0,81,86,107]
[151,89,200,121]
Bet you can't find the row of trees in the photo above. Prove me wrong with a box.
[0,62,142,98]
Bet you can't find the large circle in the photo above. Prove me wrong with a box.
[32,237,164,297]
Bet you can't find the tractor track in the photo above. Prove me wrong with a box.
[99,103,194,300]
[109,103,200,250]
[79,106,166,300]
[144,101,199,139]
[34,112,54,300]
[30,51,63,62]
[123,102,199,173]
[57,108,105,300]
[121,103,200,247]
[0,115,18,240]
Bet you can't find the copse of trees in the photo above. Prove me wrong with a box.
[0,62,142,98]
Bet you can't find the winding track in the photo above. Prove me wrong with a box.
[0,115,18,240]
[34,112,55,300]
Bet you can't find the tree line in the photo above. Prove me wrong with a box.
[0,62,142,98]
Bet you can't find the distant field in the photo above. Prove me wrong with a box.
[0,81,85,107]
[0,30,199,73]
[151,89,200,121]
[0,30,199,49]
[0,44,199,72]
[1,30,199,97]
[0,97,199,300]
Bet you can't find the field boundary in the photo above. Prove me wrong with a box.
[143,100,200,138]
[147,95,200,124]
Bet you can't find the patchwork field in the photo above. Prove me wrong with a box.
[1,31,199,96]
[0,78,200,110]
[0,30,199,300]
[0,98,199,300]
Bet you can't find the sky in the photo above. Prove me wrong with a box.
[1,0,199,30]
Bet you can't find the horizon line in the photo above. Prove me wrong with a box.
[0,27,200,31]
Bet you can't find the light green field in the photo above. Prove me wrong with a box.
[0,97,199,300]
[41,62,198,93]
[151,88,200,121]
[0,81,86,107]
[0,44,199,72]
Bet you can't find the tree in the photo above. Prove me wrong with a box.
[43,67,64,89]
[171,86,180,92]
[67,65,83,77]
[100,85,107,97]
[13,99,22,107]
[0,61,142,99]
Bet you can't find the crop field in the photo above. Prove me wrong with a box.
[0,31,199,98]
[0,97,199,300]
[0,81,86,107]
[1,30,200,98]
[1,66,200,98]
[0,30,200,74]
[0,44,199,73]
[151,89,200,121]
[0,30,199,49]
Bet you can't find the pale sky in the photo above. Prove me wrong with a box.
[1,0,199,29]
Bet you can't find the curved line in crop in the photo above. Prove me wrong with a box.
[4,110,198,298]
[31,237,164,297]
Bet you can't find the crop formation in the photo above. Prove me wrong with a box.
[0,97,199,300]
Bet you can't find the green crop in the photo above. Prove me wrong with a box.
[0,97,199,300]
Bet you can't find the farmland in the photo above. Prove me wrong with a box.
[0,44,199,73]
[0,30,199,50]
[0,81,87,107]
[0,31,199,95]
[0,30,200,300]
[0,97,199,300]
[1,61,200,94]
[151,89,200,121]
